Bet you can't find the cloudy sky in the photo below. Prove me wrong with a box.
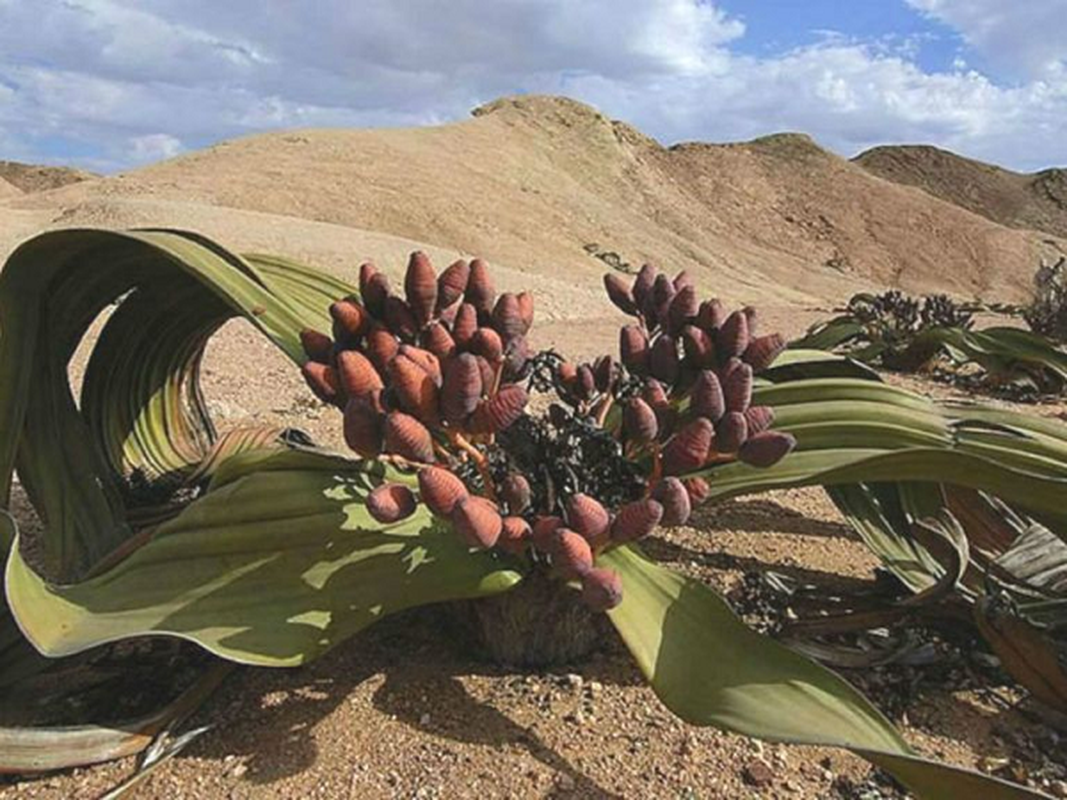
[1,0,1065,173]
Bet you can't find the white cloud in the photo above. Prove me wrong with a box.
[0,0,1065,173]
[906,0,1067,80]
[128,133,183,163]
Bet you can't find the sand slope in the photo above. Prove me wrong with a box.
[0,177,21,200]
[7,95,1064,308]
[856,144,1067,241]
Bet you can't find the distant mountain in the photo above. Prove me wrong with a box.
[0,160,97,194]
[5,96,1063,307]
[855,145,1067,241]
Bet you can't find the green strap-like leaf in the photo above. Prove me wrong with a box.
[5,451,522,666]
[0,229,355,580]
[603,546,1047,799]
[791,318,867,351]
[762,348,881,382]
[827,483,944,594]
[699,448,1067,518]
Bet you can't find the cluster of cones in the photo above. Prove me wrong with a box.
[299,253,797,612]
[300,252,533,454]
[600,266,796,522]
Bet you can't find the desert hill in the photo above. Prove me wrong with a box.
[855,144,1067,241]
[3,95,1065,313]
[0,159,96,194]
[0,177,21,200]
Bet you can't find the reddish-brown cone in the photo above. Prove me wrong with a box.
[441,353,484,424]
[673,270,694,292]
[491,293,524,341]
[498,516,531,555]
[300,329,334,364]
[365,326,400,374]
[531,515,564,552]
[337,350,384,399]
[551,529,594,579]
[471,384,528,433]
[566,494,611,546]
[367,483,417,523]
[643,379,675,433]
[389,353,439,422]
[516,291,535,333]
[718,356,743,387]
[383,297,418,341]
[474,356,496,398]
[417,466,469,516]
[362,272,391,319]
[603,273,638,315]
[652,476,692,526]
[696,299,726,332]
[302,361,342,405]
[398,345,442,385]
[649,335,680,385]
[743,333,786,373]
[439,302,460,326]
[666,285,699,336]
[581,568,623,611]
[359,262,379,297]
[717,310,750,359]
[465,258,495,315]
[632,263,658,309]
[650,273,676,327]
[593,355,615,392]
[383,412,435,462]
[452,303,479,348]
[330,298,367,343]
[437,259,470,311]
[503,336,530,378]
[470,327,504,362]
[662,417,715,475]
[343,395,384,456]
[557,361,578,387]
[683,476,711,505]
[691,370,725,422]
[451,496,503,549]
[623,397,659,443]
[742,305,759,336]
[404,251,437,327]
[681,325,715,368]
[744,405,775,434]
[738,431,797,467]
[716,411,748,453]
[500,473,532,514]
[422,322,456,359]
[576,364,596,400]
[723,362,753,413]
[620,325,649,374]
[611,498,664,543]
[644,378,670,412]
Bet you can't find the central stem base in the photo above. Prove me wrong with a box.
[457,570,610,668]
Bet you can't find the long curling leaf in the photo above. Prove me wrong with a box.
[603,546,1046,799]
[0,229,354,580]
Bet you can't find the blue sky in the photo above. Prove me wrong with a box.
[729,1,949,61]
[0,0,1065,173]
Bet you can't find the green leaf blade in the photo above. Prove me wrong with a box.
[6,454,522,666]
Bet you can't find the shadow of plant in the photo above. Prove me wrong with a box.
[692,497,857,540]
[178,606,630,797]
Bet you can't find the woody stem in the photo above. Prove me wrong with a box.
[450,431,498,502]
